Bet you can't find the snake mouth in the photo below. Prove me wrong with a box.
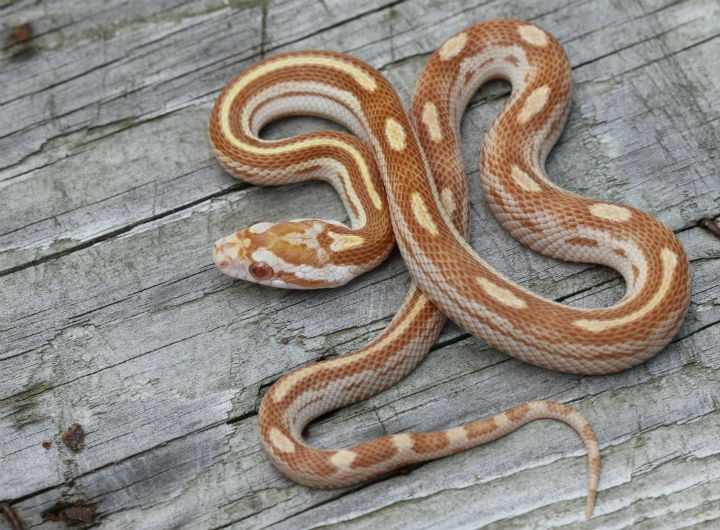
[212,244,230,271]
[213,242,243,276]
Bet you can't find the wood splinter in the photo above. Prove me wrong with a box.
[699,217,720,239]
[0,502,23,530]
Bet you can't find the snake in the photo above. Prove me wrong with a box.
[208,19,691,517]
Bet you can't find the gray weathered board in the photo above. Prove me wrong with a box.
[1,0,719,528]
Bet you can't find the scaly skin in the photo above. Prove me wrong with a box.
[208,19,692,517]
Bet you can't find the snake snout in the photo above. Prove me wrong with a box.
[213,236,244,271]
[212,243,231,271]
[213,235,254,282]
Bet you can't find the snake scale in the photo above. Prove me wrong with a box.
[208,19,691,517]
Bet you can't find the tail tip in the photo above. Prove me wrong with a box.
[585,489,597,518]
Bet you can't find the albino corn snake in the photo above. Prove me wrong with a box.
[209,19,691,517]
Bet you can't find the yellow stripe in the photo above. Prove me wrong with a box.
[517,25,549,47]
[271,296,429,402]
[219,56,383,211]
[574,248,677,331]
[384,117,406,151]
[438,32,468,60]
[589,203,632,222]
[223,57,375,115]
[517,85,551,124]
[476,277,527,309]
[328,232,365,251]
[269,427,295,453]
[421,102,443,142]
[330,449,357,469]
[411,192,440,236]
[510,165,541,192]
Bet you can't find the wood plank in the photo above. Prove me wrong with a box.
[1,0,719,528]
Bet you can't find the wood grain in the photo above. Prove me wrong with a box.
[1,0,718,528]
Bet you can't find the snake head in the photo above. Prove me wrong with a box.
[213,220,361,289]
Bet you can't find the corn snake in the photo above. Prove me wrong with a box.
[209,18,691,517]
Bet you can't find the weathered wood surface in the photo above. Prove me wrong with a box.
[1,0,719,528]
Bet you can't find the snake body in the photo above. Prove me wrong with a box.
[209,19,691,517]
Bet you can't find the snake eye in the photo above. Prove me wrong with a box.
[249,261,273,281]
